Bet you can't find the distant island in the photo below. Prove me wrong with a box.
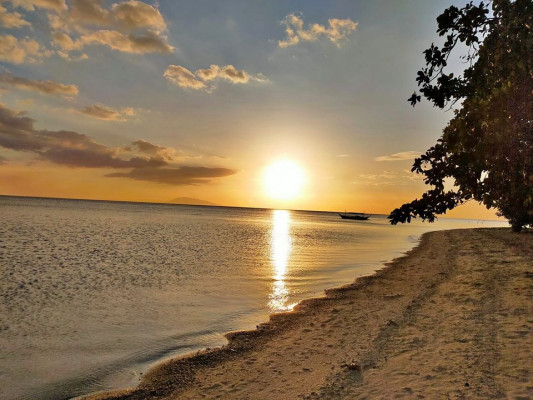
[169,197,218,206]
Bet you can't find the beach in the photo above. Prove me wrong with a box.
[87,228,532,399]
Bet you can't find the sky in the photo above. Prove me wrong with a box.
[0,0,501,219]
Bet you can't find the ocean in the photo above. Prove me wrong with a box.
[0,196,507,399]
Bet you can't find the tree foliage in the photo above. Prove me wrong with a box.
[389,0,533,231]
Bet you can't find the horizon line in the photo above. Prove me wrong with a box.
[0,194,506,222]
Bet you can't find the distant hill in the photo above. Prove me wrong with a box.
[169,197,218,206]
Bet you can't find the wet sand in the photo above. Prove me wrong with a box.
[88,228,532,399]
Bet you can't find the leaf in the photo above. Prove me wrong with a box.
[408,92,421,107]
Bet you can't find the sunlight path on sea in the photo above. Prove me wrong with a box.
[268,210,297,312]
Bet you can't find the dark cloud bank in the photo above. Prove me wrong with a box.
[0,103,236,185]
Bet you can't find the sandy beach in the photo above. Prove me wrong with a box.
[88,228,532,400]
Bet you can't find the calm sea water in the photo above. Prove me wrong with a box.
[0,196,507,399]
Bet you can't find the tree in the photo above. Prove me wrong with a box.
[389,0,533,232]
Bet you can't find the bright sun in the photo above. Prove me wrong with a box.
[263,159,306,200]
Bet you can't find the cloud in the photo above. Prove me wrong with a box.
[111,0,167,32]
[353,171,400,187]
[0,34,49,63]
[164,64,266,91]
[68,0,166,31]
[106,166,236,185]
[1,0,173,62]
[48,0,173,57]
[374,151,422,162]
[219,65,250,83]
[195,64,220,82]
[0,154,8,164]
[278,13,357,48]
[83,29,173,53]
[0,5,31,28]
[0,1,174,62]
[52,29,174,55]
[130,139,178,161]
[50,31,88,60]
[9,0,66,12]
[76,104,135,121]
[50,32,88,61]
[163,65,206,89]
[0,72,78,97]
[353,169,422,187]
[0,103,156,166]
[0,103,237,184]
[69,0,108,25]
[51,31,78,50]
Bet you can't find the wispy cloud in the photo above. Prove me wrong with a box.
[129,139,178,161]
[72,30,172,55]
[9,0,67,12]
[75,104,135,121]
[0,72,78,97]
[106,166,236,185]
[374,151,421,162]
[0,35,50,64]
[356,171,397,186]
[353,170,422,186]
[0,103,237,185]
[164,64,267,91]
[278,13,357,48]
[0,5,31,28]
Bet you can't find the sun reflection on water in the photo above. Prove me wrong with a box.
[268,210,297,312]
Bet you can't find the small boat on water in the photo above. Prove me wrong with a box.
[338,212,370,220]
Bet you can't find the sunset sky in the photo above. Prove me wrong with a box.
[0,0,500,219]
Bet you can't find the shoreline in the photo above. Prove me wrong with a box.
[82,228,438,400]
[86,228,532,399]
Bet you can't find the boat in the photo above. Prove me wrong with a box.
[338,212,370,220]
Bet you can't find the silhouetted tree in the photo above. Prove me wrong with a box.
[389,0,532,232]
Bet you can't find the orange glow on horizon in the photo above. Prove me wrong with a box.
[0,162,503,221]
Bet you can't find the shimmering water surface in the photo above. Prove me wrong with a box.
[0,196,507,399]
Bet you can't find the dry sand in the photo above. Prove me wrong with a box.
[88,228,532,399]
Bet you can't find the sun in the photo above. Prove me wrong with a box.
[263,159,306,200]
